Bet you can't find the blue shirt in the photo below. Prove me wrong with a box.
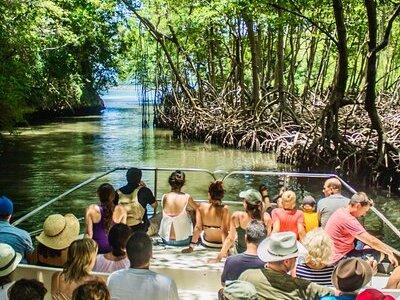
[0,221,33,262]
[221,253,265,284]
[320,295,356,300]
[107,268,179,300]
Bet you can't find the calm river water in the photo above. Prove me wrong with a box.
[0,86,399,249]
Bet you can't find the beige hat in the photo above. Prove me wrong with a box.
[0,243,22,277]
[257,231,305,262]
[36,214,79,250]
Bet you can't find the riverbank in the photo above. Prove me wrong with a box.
[155,92,400,195]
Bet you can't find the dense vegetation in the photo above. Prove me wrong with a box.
[119,0,400,190]
[0,0,122,130]
[2,0,400,189]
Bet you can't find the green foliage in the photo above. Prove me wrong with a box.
[0,0,123,129]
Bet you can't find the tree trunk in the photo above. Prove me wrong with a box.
[243,13,261,111]
[322,0,348,148]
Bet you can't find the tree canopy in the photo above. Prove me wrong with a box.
[0,0,123,129]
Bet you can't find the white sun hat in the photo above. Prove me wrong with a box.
[0,243,22,277]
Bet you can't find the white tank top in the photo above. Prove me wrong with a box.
[158,193,193,241]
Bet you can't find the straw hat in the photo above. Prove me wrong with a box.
[0,243,22,277]
[332,258,373,292]
[257,231,305,262]
[36,214,79,250]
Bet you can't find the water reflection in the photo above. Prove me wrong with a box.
[0,86,399,249]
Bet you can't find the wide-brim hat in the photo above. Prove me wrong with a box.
[36,214,80,250]
[332,258,373,292]
[0,243,22,277]
[257,231,306,262]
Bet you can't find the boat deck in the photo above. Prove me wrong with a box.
[15,243,224,300]
[14,243,400,300]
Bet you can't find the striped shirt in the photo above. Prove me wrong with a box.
[296,262,335,286]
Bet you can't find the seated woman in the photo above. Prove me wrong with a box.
[33,214,80,267]
[271,190,305,240]
[295,228,335,286]
[93,223,131,273]
[85,183,127,254]
[183,181,230,252]
[210,189,272,263]
[51,238,102,300]
[117,168,157,233]
[158,170,198,246]
[0,243,22,299]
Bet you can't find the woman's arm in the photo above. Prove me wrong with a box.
[271,210,280,233]
[182,207,203,253]
[85,206,94,238]
[263,212,272,235]
[221,206,231,242]
[187,195,199,210]
[297,212,306,241]
[208,213,239,263]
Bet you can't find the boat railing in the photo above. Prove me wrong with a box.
[11,167,400,245]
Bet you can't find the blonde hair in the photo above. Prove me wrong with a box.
[303,228,333,268]
[281,190,296,210]
[62,238,98,282]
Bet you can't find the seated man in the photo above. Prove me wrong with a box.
[107,232,179,300]
[325,192,398,266]
[239,231,333,300]
[221,220,266,285]
[320,258,374,300]
[117,168,157,233]
[317,178,350,228]
[0,196,33,263]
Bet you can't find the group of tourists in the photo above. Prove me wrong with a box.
[0,168,400,300]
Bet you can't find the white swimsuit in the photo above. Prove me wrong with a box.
[158,193,193,241]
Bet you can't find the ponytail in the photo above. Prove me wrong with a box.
[97,183,116,233]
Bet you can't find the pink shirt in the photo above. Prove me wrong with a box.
[272,208,304,239]
[325,207,366,263]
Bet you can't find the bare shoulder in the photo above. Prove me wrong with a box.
[86,204,98,215]
[222,205,230,213]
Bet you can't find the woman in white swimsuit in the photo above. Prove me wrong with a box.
[158,170,198,246]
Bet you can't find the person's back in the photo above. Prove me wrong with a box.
[51,239,100,300]
[199,202,229,244]
[239,232,333,300]
[159,171,197,246]
[271,191,305,240]
[107,232,179,300]
[318,178,350,228]
[0,196,33,262]
[221,220,266,284]
[93,224,131,273]
[117,168,157,232]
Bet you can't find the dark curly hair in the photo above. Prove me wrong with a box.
[208,181,224,205]
[168,170,186,190]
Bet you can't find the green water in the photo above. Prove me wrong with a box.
[0,86,399,249]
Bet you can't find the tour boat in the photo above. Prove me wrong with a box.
[11,167,400,300]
